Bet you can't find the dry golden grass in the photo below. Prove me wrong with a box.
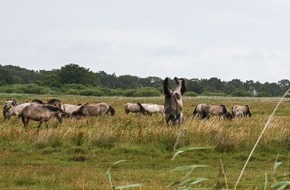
[0,95,289,189]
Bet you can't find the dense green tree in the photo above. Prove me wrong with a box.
[0,68,13,85]
[187,79,204,94]
[96,71,118,88]
[278,79,290,94]
[225,79,245,94]
[0,63,287,97]
[58,64,97,86]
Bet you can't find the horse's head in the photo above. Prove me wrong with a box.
[48,99,61,108]
[224,112,233,120]
[3,99,17,119]
[163,77,186,125]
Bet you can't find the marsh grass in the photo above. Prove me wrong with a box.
[0,95,289,189]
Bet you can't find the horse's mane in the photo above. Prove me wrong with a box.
[32,99,44,104]
[137,102,146,115]
[47,98,61,104]
[44,105,63,112]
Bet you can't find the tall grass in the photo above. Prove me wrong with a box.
[0,94,289,189]
[234,88,290,189]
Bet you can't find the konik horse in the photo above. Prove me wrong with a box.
[163,77,186,125]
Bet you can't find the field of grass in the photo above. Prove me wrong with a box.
[0,94,289,189]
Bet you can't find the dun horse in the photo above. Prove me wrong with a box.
[163,77,186,125]
[72,102,115,117]
[3,99,18,119]
[21,104,64,130]
[124,103,146,115]
[140,103,165,115]
[192,103,207,118]
[200,104,232,120]
[61,104,82,117]
[232,105,252,118]
[4,101,31,119]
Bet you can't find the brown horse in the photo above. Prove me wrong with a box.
[72,102,115,117]
[201,104,232,120]
[163,77,186,125]
[21,104,64,130]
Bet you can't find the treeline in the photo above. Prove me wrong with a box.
[0,63,289,97]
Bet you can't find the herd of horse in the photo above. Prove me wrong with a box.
[2,77,252,130]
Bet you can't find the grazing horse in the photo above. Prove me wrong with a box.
[192,103,207,118]
[21,104,64,130]
[201,104,232,120]
[124,103,146,115]
[3,99,18,119]
[141,103,165,115]
[163,77,186,125]
[4,101,32,119]
[232,105,252,118]
[72,102,115,117]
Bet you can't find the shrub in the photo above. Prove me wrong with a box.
[0,84,54,94]
[231,90,253,97]
[133,88,161,97]
[79,89,105,96]
[186,92,198,97]
[256,91,271,97]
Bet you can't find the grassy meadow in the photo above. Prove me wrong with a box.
[0,94,289,189]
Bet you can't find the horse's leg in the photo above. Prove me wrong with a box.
[21,115,29,130]
[24,119,29,130]
[38,121,43,131]
[45,121,49,129]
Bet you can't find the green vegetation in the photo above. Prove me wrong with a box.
[0,95,289,189]
[0,64,289,97]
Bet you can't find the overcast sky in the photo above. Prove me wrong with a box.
[1,0,289,82]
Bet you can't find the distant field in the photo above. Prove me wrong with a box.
[0,94,289,189]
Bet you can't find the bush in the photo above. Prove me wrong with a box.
[66,89,80,95]
[133,88,161,97]
[79,89,105,96]
[0,84,54,94]
[123,89,137,97]
[201,91,226,96]
[61,84,87,91]
[256,91,271,97]
[231,90,253,97]
[186,92,198,97]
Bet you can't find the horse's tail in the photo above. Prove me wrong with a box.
[200,106,207,120]
[220,105,227,114]
[21,111,26,124]
[137,103,146,115]
[72,104,85,116]
[245,105,252,117]
[124,104,129,114]
[192,106,197,117]
[106,105,115,116]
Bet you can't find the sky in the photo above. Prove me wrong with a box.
[0,0,289,83]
